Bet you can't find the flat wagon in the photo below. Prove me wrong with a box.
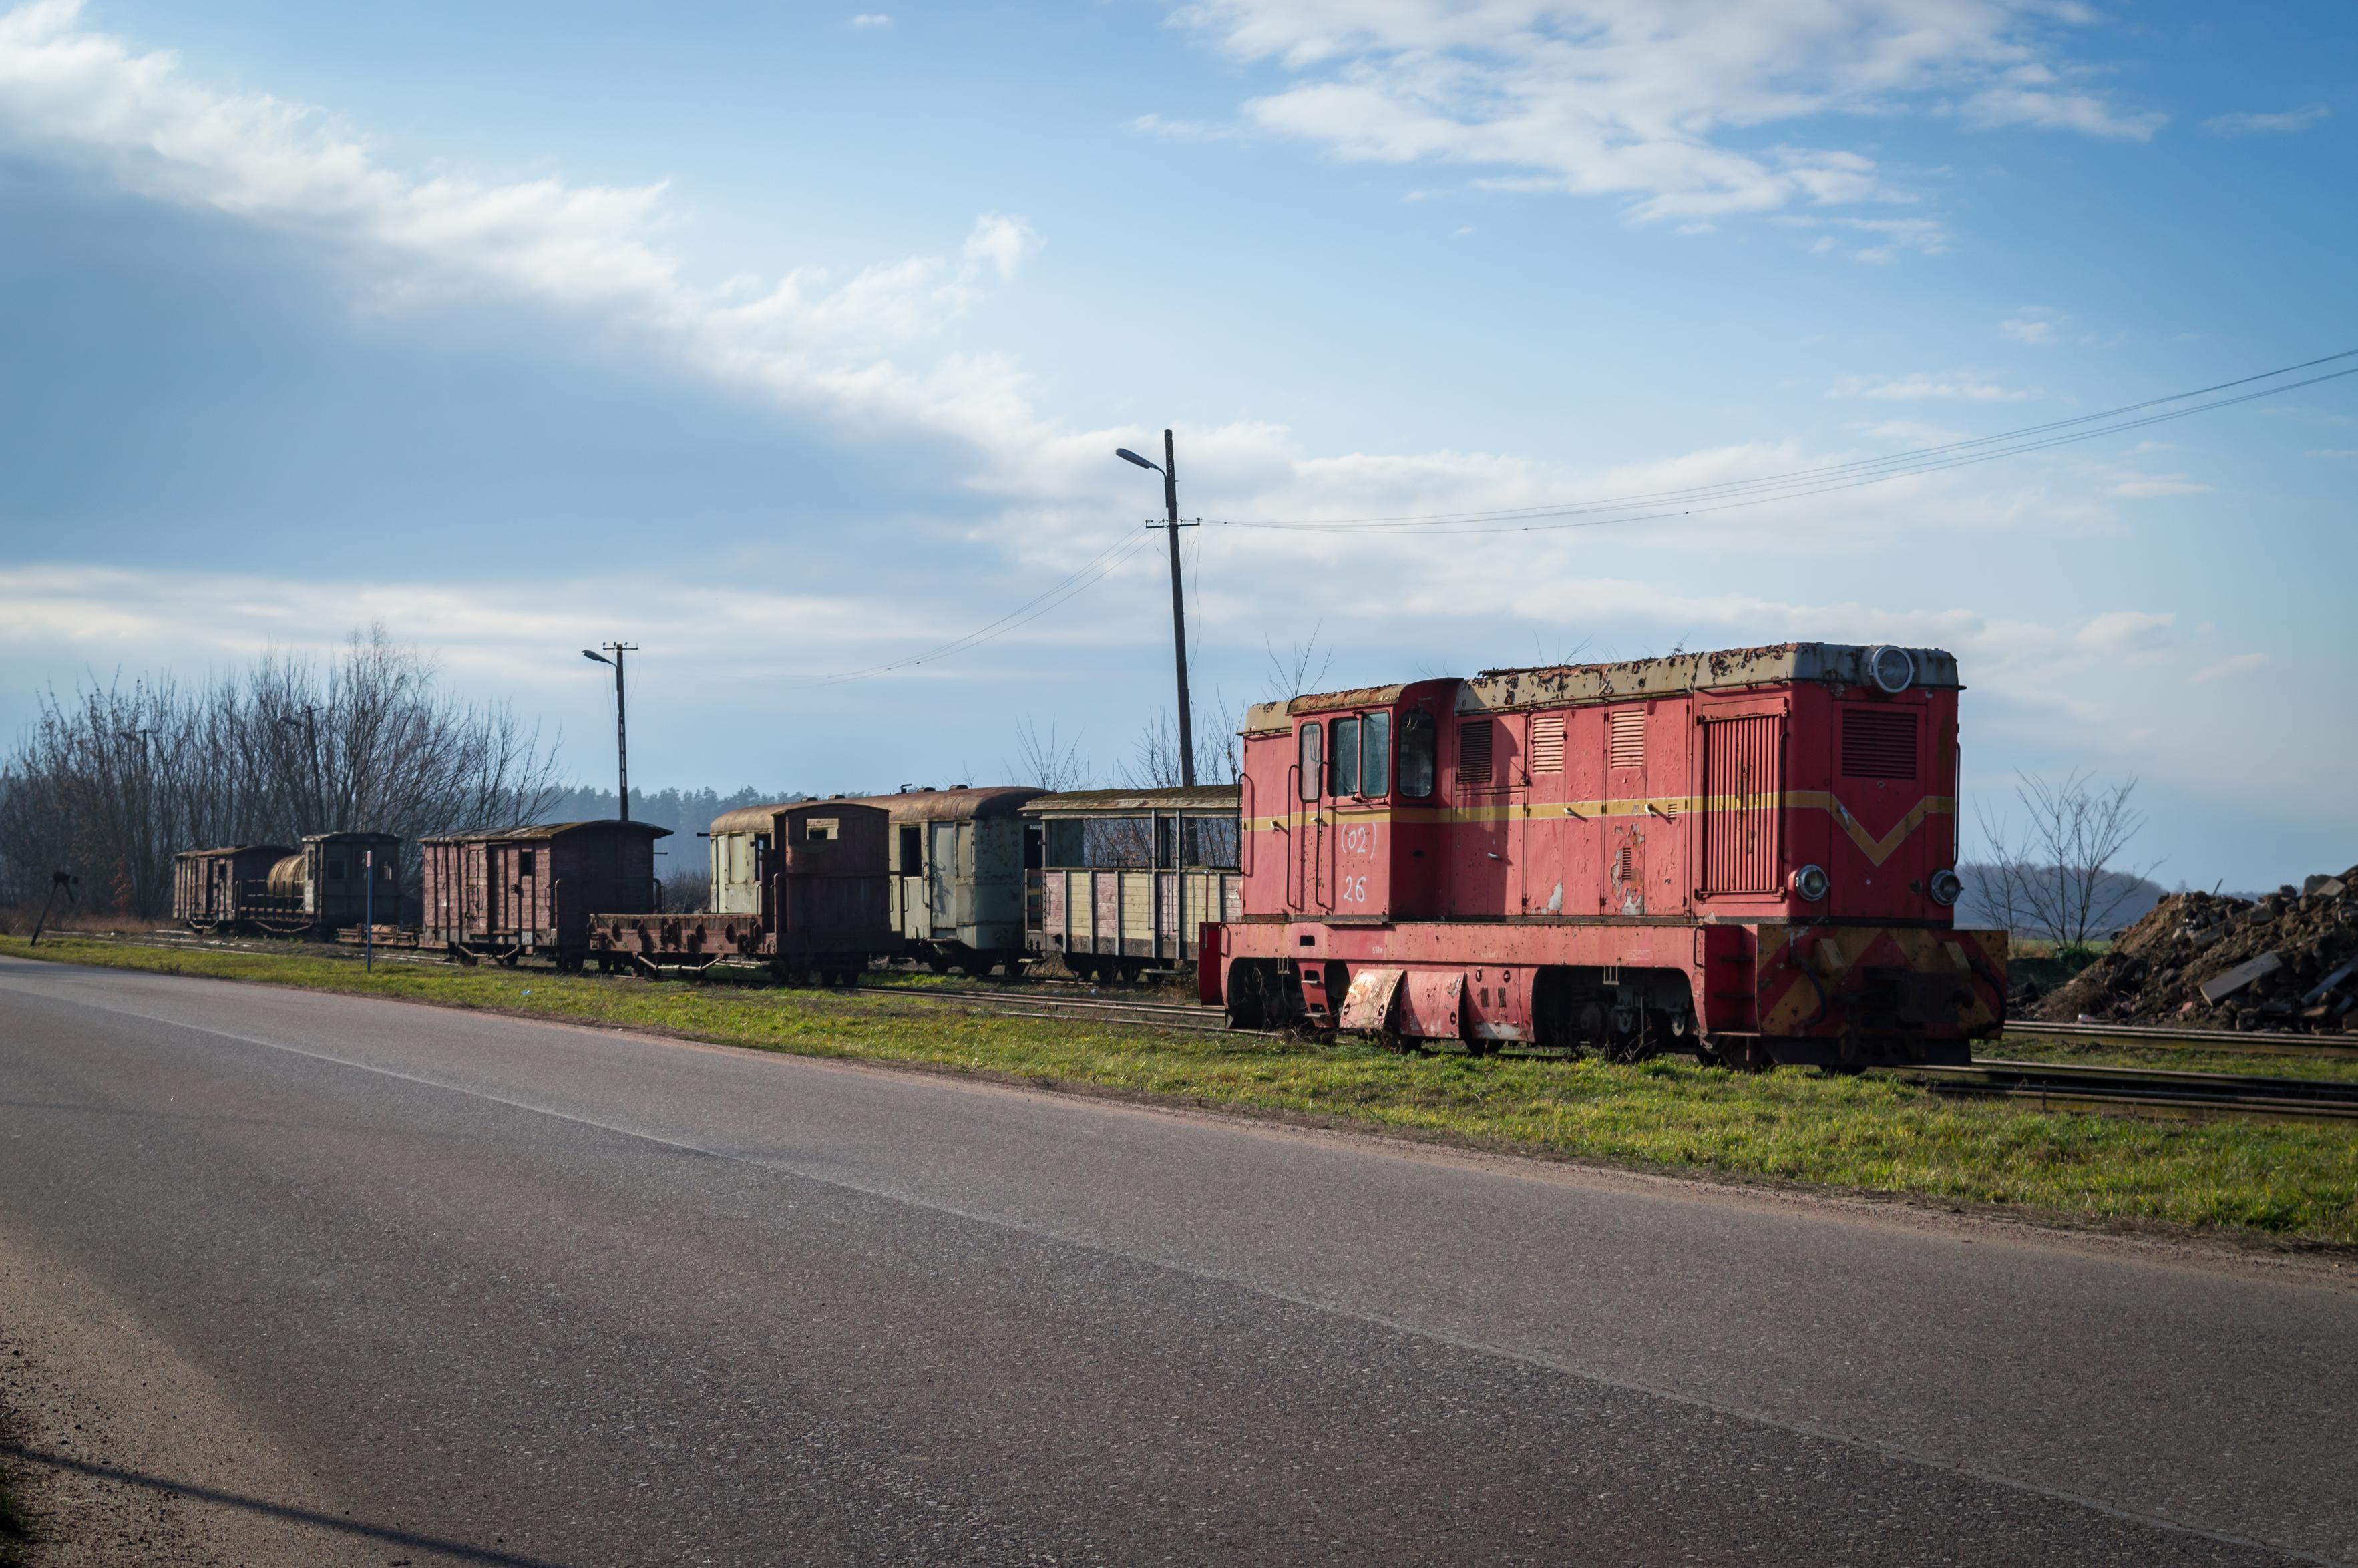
[1021,786,1242,982]
[420,819,670,970]
[1207,643,2007,1067]
[593,801,896,982]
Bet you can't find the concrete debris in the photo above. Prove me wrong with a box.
[2029,867,2358,1033]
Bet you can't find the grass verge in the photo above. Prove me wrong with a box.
[8,934,2358,1247]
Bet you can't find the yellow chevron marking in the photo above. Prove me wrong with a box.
[1246,792,1953,867]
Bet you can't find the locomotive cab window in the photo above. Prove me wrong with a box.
[1298,722,1322,801]
[1329,716,1360,796]
[1362,712,1391,797]
[1398,710,1436,799]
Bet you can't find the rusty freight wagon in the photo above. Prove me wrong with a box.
[592,801,896,982]
[1022,786,1243,982]
[172,843,294,931]
[420,820,670,969]
[709,787,1042,976]
[1207,644,2007,1068]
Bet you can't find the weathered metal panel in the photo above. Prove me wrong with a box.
[1701,713,1781,895]
[1338,968,1404,1032]
[1398,970,1464,1040]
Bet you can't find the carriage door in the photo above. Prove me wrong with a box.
[930,823,959,934]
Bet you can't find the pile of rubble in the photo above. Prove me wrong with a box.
[2029,869,2358,1032]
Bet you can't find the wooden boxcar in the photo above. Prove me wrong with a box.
[1207,644,2007,1068]
[709,787,1042,976]
[592,801,896,981]
[420,819,670,968]
[172,844,294,931]
[1021,786,1243,981]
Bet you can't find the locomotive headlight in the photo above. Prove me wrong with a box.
[1790,864,1830,902]
[1928,867,1963,906]
[1864,644,1915,694]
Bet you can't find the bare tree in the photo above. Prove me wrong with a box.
[1977,771,2159,952]
[1009,717,1093,791]
[0,626,562,919]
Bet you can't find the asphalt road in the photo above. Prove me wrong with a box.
[1,954,2353,1567]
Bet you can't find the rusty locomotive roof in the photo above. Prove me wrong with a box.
[1022,785,1241,816]
[175,843,295,861]
[419,820,672,845]
[1241,682,1414,735]
[1457,643,1959,713]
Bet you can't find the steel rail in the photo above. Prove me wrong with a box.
[1899,1059,2358,1121]
[2000,1018,2358,1060]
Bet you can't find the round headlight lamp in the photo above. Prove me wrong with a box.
[1790,864,1830,902]
[1929,867,1963,907]
[1864,644,1915,694]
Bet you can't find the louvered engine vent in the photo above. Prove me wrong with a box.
[1458,719,1494,785]
[1608,709,1645,771]
[1529,715,1565,774]
[1841,707,1919,780]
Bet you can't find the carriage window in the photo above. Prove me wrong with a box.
[1398,710,1436,799]
[1329,716,1360,795]
[899,824,922,871]
[1183,815,1241,870]
[803,817,838,841]
[1362,712,1391,797]
[1298,722,1321,801]
[1045,821,1083,868]
[519,849,536,876]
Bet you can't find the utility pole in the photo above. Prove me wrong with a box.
[1116,431,1199,787]
[582,644,637,821]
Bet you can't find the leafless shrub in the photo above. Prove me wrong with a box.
[1010,717,1094,791]
[1975,771,2161,952]
[0,625,560,917]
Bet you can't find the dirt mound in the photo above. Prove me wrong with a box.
[2030,868,2358,1032]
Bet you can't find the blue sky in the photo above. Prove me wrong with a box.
[0,0,2351,888]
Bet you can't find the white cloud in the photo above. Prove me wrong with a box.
[2205,105,2328,136]
[850,13,892,29]
[2000,315,2053,344]
[2106,473,2209,498]
[1829,371,2034,402]
[1161,0,2158,238]
[0,0,1042,453]
[2074,610,2176,658]
[2192,653,2267,683]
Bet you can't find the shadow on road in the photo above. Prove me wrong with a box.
[0,1443,581,1567]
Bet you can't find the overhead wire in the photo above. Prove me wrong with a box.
[1205,350,2358,533]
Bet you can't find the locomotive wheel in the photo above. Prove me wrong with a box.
[924,951,952,975]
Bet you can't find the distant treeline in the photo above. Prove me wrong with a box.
[0,628,558,918]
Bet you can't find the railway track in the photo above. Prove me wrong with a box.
[1999,1018,2358,1060]
[849,983,1245,1034]
[1899,1058,2358,1122]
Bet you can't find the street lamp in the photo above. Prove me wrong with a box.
[583,644,635,822]
[1115,431,1197,787]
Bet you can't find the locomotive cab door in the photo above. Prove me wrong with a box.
[1289,720,1328,915]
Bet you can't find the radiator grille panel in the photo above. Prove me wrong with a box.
[1607,709,1645,771]
[1528,715,1565,774]
[1458,720,1493,786]
[1841,707,1919,780]
[1702,713,1780,894]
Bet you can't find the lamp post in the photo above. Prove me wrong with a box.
[582,644,636,822]
[276,708,323,833]
[1115,431,1197,787]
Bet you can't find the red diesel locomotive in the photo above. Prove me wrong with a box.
[1205,643,2007,1067]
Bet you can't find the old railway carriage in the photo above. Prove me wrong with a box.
[420,819,669,968]
[709,788,1042,976]
[1209,644,2007,1067]
[1022,786,1243,981]
[173,843,293,931]
[176,832,401,935]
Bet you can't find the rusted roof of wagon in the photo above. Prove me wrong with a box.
[1457,642,1959,713]
[298,830,401,846]
[1022,785,1240,816]
[833,787,1046,822]
[419,820,671,845]
[174,843,294,860]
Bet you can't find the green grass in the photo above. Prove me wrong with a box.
[9,934,2358,1247]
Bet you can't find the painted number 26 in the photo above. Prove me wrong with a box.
[1340,875,1368,904]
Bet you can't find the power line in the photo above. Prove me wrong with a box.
[1206,350,2357,533]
